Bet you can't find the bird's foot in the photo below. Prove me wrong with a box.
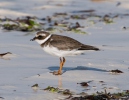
[50,71,62,75]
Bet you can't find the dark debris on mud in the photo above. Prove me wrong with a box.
[69,91,129,100]
[110,69,123,74]
[0,10,129,33]
[77,82,89,87]
[43,85,129,100]
[43,86,72,95]
[31,83,39,88]
[0,52,13,60]
[67,90,129,100]
[0,52,12,57]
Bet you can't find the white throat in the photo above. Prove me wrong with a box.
[36,34,52,44]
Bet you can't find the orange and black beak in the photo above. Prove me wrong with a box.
[30,37,36,41]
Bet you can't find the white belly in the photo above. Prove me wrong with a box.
[42,45,85,57]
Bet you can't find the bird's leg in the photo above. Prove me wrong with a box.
[58,57,65,74]
[53,57,65,75]
[57,57,63,75]
[62,57,65,67]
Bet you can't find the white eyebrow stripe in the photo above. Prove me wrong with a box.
[36,33,46,37]
[41,34,46,36]
[36,34,52,44]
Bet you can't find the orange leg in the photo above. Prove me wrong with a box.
[53,57,65,75]
[58,57,65,74]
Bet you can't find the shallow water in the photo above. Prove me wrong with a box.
[0,0,129,100]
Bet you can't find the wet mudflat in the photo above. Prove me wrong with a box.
[0,0,129,100]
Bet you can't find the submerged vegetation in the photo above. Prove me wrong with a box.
[43,86,129,100]
[70,90,129,100]
[0,10,128,34]
[44,86,72,95]
[0,17,42,32]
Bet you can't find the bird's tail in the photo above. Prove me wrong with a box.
[78,45,100,51]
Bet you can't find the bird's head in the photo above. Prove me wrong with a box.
[30,31,51,44]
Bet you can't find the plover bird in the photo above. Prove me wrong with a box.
[30,31,99,75]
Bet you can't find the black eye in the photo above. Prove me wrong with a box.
[38,36,42,39]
